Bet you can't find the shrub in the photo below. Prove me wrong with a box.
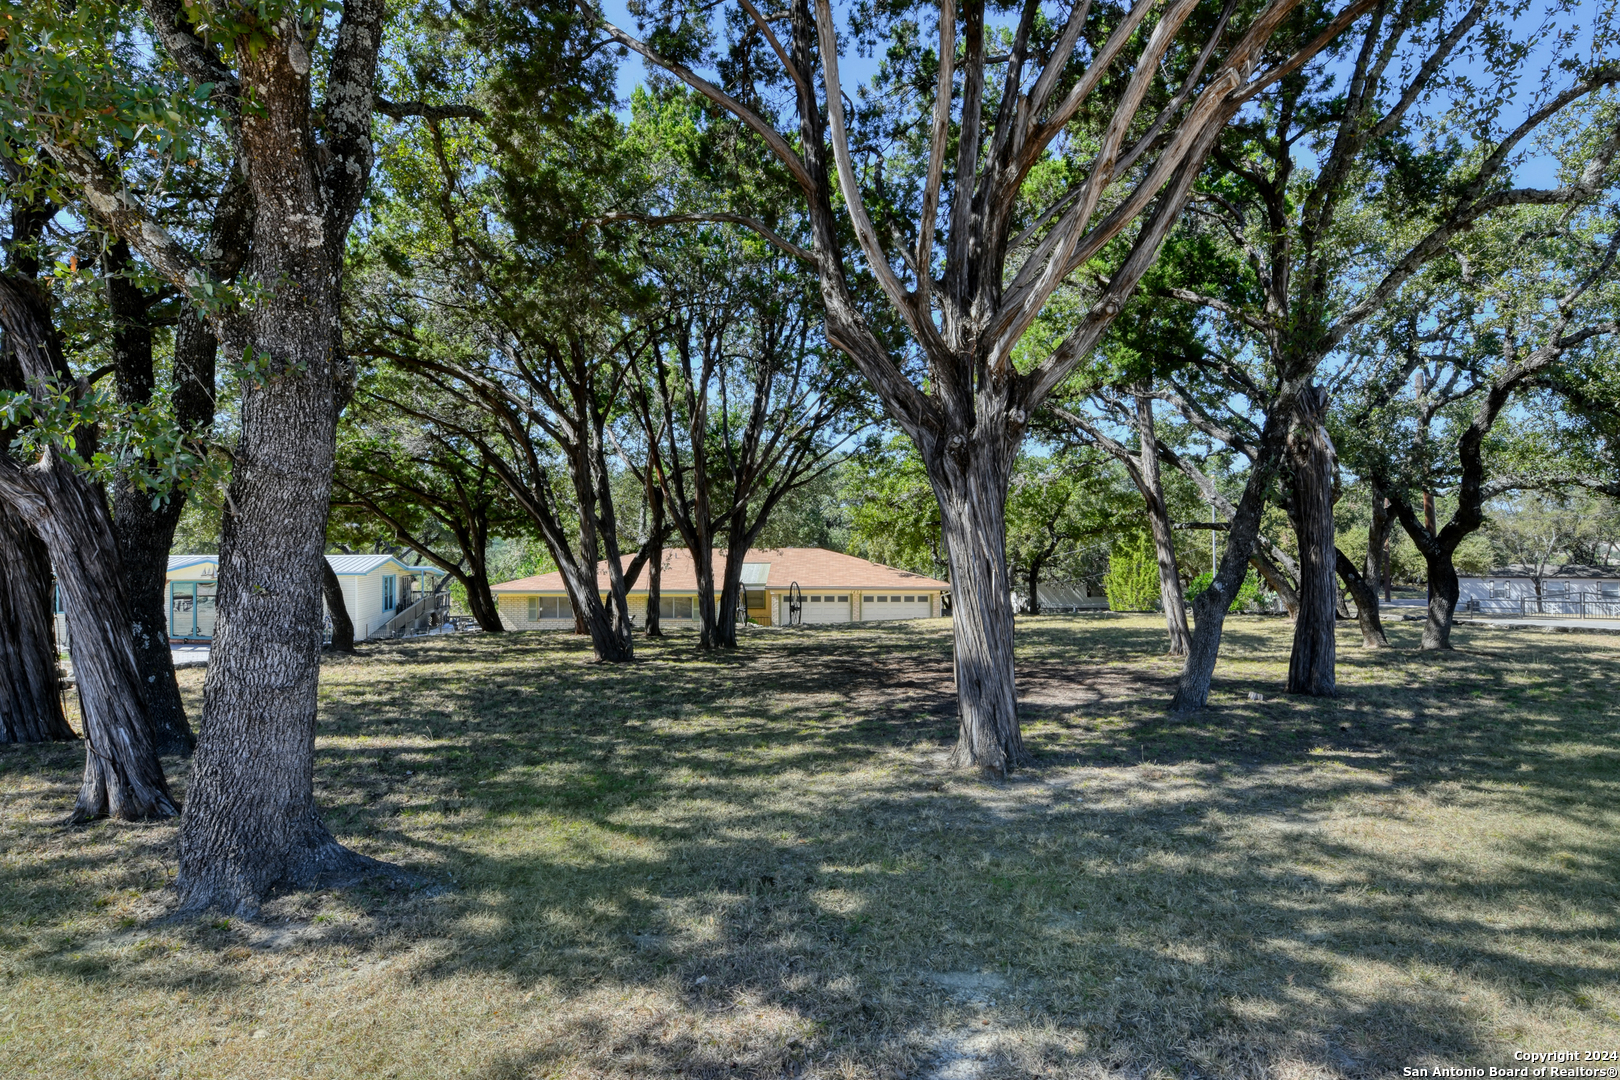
[1104,534,1162,611]
[1185,568,1271,612]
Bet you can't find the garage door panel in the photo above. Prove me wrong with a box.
[861,593,931,620]
[801,593,850,624]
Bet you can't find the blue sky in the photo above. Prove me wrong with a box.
[593,0,1582,188]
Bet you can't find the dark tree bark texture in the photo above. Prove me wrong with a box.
[172,2,389,914]
[1285,386,1336,697]
[1335,547,1389,647]
[0,270,175,820]
[933,445,1025,775]
[645,484,664,637]
[321,557,356,653]
[104,241,196,755]
[0,503,74,742]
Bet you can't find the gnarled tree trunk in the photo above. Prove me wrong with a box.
[1249,550,1300,617]
[1335,547,1388,647]
[105,240,195,756]
[930,445,1025,774]
[1,452,179,820]
[1367,483,1392,602]
[0,504,74,742]
[1420,549,1460,650]
[461,570,502,633]
[0,274,174,819]
[1285,386,1336,697]
[1173,408,1293,712]
[1136,393,1190,655]
[645,486,664,637]
[321,557,355,653]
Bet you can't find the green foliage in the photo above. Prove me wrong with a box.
[1185,569,1267,613]
[1103,535,1161,612]
[1005,448,1133,595]
[843,437,945,579]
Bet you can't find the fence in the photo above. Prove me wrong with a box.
[1464,593,1620,619]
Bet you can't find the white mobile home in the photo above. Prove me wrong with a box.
[1459,564,1620,617]
[163,554,448,642]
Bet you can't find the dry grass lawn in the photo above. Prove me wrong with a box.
[1,614,1618,1080]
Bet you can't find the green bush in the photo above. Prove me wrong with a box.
[1185,568,1270,612]
[1104,534,1162,611]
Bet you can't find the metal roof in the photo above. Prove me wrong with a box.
[324,554,444,575]
[169,553,442,576]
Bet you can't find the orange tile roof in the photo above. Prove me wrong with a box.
[490,547,950,593]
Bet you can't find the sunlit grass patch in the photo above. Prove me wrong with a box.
[2,616,1617,1078]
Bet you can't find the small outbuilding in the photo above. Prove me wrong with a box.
[489,547,950,630]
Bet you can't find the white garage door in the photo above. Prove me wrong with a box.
[862,593,931,620]
[798,593,851,624]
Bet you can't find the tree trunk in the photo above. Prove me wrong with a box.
[1135,394,1190,656]
[930,447,1025,775]
[1366,480,1391,600]
[1027,559,1041,615]
[1172,409,1293,712]
[0,452,179,820]
[461,570,503,633]
[0,275,174,817]
[173,27,384,914]
[105,240,195,756]
[110,485,193,754]
[1335,547,1389,647]
[1421,548,1459,650]
[321,557,355,652]
[692,546,720,649]
[645,487,664,637]
[0,504,74,742]
[1249,551,1299,617]
[1286,386,1336,697]
[715,537,747,648]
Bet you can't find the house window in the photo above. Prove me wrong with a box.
[659,596,693,619]
[837,595,848,602]
[382,574,397,611]
[1545,581,1569,597]
[863,596,873,603]
[528,596,566,620]
[1602,582,1619,599]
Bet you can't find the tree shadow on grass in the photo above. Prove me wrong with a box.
[3,616,1617,1077]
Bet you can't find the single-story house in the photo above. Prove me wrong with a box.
[489,547,950,629]
[1459,564,1620,615]
[162,554,447,642]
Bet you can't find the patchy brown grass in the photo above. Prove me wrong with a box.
[2,614,1618,1079]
